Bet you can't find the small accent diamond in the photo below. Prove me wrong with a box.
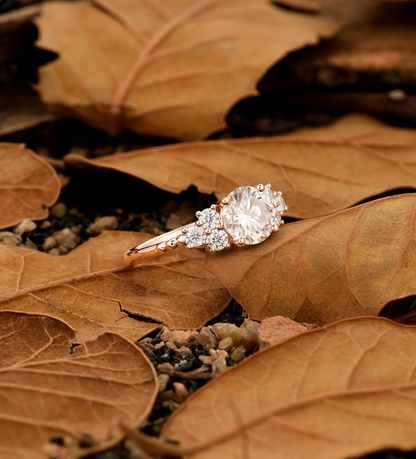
[274,194,286,214]
[207,229,229,251]
[271,210,282,229]
[199,208,220,230]
[185,225,206,248]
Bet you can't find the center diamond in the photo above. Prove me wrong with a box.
[221,186,274,245]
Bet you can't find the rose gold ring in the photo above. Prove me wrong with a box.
[125,184,287,266]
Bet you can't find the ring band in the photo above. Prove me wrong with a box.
[125,184,287,266]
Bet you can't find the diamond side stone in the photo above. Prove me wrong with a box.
[207,229,229,251]
[198,208,220,230]
[185,225,206,248]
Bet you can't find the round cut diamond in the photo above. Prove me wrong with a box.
[221,186,274,245]
[199,208,220,230]
[185,225,205,248]
[207,229,229,251]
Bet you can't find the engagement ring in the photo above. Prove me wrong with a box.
[125,184,287,266]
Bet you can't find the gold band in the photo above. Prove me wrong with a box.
[125,184,287,266]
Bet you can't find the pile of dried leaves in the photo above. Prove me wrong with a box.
[2,0,416,459]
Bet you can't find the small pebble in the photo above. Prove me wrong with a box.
[257,316,308,350]
[218,337,234,352]
[42,236,57,252]
[177,346,192,356]
[87,216,118,236]
[13,219,37,236]
[59,246,68,255]
[240,319,259,351]
[212,323,244,346]
[53,228,80,249]
[157,374,169,394]
[162,399,180,412]
[140,337,153,344]
[199,349,228,375]
[157,362,174,373]
[48,248,60,256]
[175,355,196,372]
[50,202,67,219]
[165,341,177,351]
[173,382,189,403]
[198,327,219,350]
[160,328,198,346]
[0,232,22,246]
[230,345,246,363]
[39,220,51,230]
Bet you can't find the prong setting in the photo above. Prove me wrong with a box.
[127,184,287,264]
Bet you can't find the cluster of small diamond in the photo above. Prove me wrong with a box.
[184,207,230,251]
[260,185,286,231]
[182,184,287,252]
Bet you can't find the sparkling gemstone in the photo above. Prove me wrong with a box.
[274,194,286,214]
[272,210,282,227]
[221,186,275,245]
[185,225,206,248]
[199,208,220,230]
[260,186,274,207]
[207,229,229,251]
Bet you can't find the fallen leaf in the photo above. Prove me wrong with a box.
[274,0,320,13]
[0,143,60,229]
[261,3,416,90]
[0,231,231,342]
[205,193,416,325]
[66,114,416,219]
[0,88,52,138]
[161,317,416,459]
[274,91,416,128]
[0,311,157,459]
[35,0,337,140]
[0,5,41,66]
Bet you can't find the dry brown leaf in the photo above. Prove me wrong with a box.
[66,114,416,219]
[0,143,60,229]
[0,231,231,342]
[0,311,157,459]
[204,193,416,325]
[274,0,320,13]
[0,5,41,66]
[262,2,416,90]
[35,0,337,140]
[160,317,416,459]
[0,88,52,138]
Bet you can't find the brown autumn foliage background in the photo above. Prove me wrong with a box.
[2,0,416,458]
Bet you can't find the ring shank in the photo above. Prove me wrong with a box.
[125,223,197,266]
